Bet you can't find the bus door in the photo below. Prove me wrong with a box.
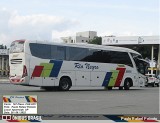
[136,59,148,86]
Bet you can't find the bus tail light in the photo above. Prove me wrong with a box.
[22,65,28,78]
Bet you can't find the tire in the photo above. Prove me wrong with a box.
[156,83,159,87]
[124,79,131,90]
[145,84,148,87]
[152,83,155,87]
[107,87,112,90]
[59,77,71,91]
[119,87,123,90]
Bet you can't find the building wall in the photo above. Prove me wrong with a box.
[0,49,9,76]
[61,31,97,43]
[76,31,97,39]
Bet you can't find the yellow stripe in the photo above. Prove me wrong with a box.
[128,120,144,122]
[28,97,34,102]
[6,98,9,102]
[19,120,29,122]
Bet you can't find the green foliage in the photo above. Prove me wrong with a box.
[88,36,102,45]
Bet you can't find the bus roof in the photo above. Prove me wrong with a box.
[25,40,141,55]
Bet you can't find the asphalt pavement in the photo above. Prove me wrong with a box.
[0,81,159,114]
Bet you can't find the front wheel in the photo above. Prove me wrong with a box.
[156,83,159,87]
[59,78,71,91]
[124,79,131,90]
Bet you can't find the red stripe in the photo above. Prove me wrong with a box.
[31,66,44,77]
[3,97,7,102]
[31,97,37,102]
[143,120,158,122]
[114,68,126,86]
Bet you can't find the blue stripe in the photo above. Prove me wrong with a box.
[103,115,127,122]
[25,96,30,102]
[49,60,63,77]
[102,72,112,86]
[8,98,11,102]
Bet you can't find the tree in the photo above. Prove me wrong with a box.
[88,36,102,45]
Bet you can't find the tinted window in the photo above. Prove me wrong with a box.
[110,51,133,67]
[10,41,24,53]
[30,43,51,59]
[56,46,66,60]
[86,50,103,62]
[69,47,88,61]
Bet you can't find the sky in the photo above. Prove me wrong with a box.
[0,0,159,46]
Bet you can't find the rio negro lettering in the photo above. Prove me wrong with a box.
[74,63,99,71]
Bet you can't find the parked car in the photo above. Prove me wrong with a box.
[145,74,159,87]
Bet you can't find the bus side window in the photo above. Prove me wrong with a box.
[56,46,66,60]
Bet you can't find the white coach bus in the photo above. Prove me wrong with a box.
[9,40,148,91]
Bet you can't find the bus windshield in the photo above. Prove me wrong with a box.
[10,40,25,53]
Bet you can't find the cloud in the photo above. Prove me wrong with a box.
[0,8,79,46]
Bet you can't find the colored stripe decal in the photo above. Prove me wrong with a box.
[49,60,63,77]
[3,97,7,102]
[32,66,44,77]
[115,68,126,86]
[25,96,37,102]
[31,97,37,102]
[102,72,112,86]
[25,96,30,102]
[108,70,119,86]
[3,97,11,102]
[8,98,11,102]
[40,63,54,77]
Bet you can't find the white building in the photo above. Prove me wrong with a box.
[102,35,160,74]
[0,49,9,76]
[102,36,159,45]
[61,31,97,43]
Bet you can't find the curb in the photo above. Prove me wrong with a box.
[0,79,10,84]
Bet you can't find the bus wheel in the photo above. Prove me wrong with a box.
[124,79,131,90]
[59,77,71,91]
[119,87,123,90]
[107,87,112,90]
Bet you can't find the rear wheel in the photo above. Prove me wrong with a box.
[59,77,71,91]
[124,79,131,90]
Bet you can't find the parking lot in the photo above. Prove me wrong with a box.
[0,82,159,114]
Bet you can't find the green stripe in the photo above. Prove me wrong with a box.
[40,63,54,77]
[108,70,119,86]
